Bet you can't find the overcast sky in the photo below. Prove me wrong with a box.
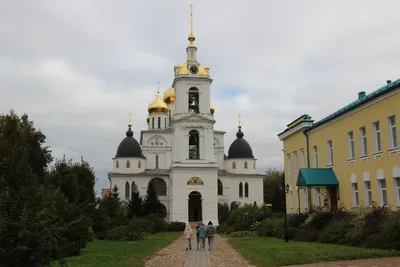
[1,1,399,194]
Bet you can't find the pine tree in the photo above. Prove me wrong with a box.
[127,184,142,219]
[142,183,162,216]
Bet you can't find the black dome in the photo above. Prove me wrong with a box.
[115,128,144,158]
[227,128,254,159]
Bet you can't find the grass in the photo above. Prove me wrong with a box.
[229,237,400,267]
[53,232,180,267]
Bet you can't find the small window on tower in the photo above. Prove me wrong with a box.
[152,117,155,129]
[138,160,141,169]
[188,88,199,114]
[158,117,161,128]
[232,162,236,169]
[116,160,119,168]
[155,155,159,169]
[126,160,130,168]
[244,161,248,169]
[189,130,200,159]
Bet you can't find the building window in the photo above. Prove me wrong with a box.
[189,130,200,159]
[149,178,166,196]
[218,179,223,195]
[152,117,154,129]
[164,118,167,128]
[378,179,388,206]
[293,152,298,174]
[289,191,293,209]
[125,181,130,199]
[364,181,372,206]
[395,177,400,206]
[244,161,248,169]
[287,154,291,175]
[157,117,161,128]
[155,155,159,169]
[116,160,119,168]
[138,160,141,169]
[359,126,368,156]
[232,161,236,169]
[302,188,308,209]
[327,140,333,166]
[352,183,359,207]
[388,115,398,149]
[126,160,130,168]
[245,182,249,197]
[131,181,136,194]
[313,146,318,168]
[239,182,243,198]
[348,131,355,159]
[373,121,382,153]
[300,150,305,168]
[188,87,199,113]
[316,187,321,207]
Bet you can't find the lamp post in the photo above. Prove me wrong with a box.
[284,184,290,242]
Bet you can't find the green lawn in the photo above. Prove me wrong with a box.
[229,237,400,267]
[53,232,180,267]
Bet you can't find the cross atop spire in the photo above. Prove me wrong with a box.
[188,4,196,46]
[156,80,161,93]
[238,113,242,129]
[128,112,132,128]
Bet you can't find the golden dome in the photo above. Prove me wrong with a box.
[163,87,175,104]
[178,62,208,76]
[148,92,168,114]
[210,104,215,115]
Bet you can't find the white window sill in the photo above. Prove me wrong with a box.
[347,158,356,165]
[327,164,334,168]
[359,155,369,162]
[388,147,400,155]
[373,152,384,159]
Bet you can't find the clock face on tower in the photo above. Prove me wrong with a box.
[190,65,198,74]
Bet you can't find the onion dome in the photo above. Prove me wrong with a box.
[210,104,215,115]
[177,62,208,76]
[115,122,144,158]
[163,87,175,104]
[148,91,168,114]
[227,123,254,159]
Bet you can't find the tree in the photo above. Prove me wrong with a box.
[263,168,285,213]
[142,183,163,216]
[127,184,142,219]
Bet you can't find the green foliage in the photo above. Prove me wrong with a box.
[379,210,400,250]
[216,222,228,233]
[127,184,142,219]
[263,168,285,212]
[256,218,283,237]
[105,224,143,241]
[167,221,186,232]
[218,203,230,224]
[226,203,272,232]
[302,212,333,230]
[229,230,256,237]
[141,183,164,217]
[318,219,349,245]
[293,229,320,242]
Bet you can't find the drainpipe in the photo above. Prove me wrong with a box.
[303,130,312,212]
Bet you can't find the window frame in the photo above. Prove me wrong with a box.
[373,121,382,153]
[359,126,368,157]
[327,140,333,166]
[352,182,359,207]
[313,145,318,168]
[348,131,355,159]
[388,115,398,149]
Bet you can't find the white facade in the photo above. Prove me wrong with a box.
[108,22,264,225]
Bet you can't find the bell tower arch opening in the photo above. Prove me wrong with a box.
[189,129,200,159]
[188,87,199,113]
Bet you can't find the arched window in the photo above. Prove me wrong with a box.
[149,178,167,196]
[189,130,200,159]
[116,160,119,168]
[125,181,130,199]
[245,182,249,198]
[218,179,223,195]
[158,117,161,128]
[131,181,136,194]
[126,160,130,168]
[152,117,155,129]
[232,161,236,169]
[164,118,167,128]
[138,160,141,168]
[188,87,199,113]
[244,161,248,169]
[239,182,243,198]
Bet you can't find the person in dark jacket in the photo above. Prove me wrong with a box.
[195,221,201,249]
[206,221,216,250]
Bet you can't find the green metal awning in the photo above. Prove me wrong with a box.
[296,168,339,186]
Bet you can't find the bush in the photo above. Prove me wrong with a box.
[218,203,230,224]
[379,210,400,250]
[229,231,256,238]
[226,204,272,232]
[105,224,143,241]
[167,221,186,232]
[345,214,366,246]
[142,214,167,234]
[256,218,283,237]
[318,219,349,245]
[303,212,333,230]
[217,222,228,234]
[293,229,320,242]
[287,213,308,228]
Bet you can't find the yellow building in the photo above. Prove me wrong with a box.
[278,79,400,214]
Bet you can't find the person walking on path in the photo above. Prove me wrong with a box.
[195,221,201,249]
[206,221,216,251]
[184,223,192,251]
[198,223,207,250]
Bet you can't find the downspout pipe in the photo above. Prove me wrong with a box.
[303,129,312,212]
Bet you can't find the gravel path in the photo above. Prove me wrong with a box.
[144,234,189,267]
[209,235,256,267]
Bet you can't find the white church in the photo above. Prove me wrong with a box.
[108,8,264,225]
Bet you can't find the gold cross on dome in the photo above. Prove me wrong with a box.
[128,112,133,127]
[156,80,161,93]
[189,4,194,35]
[238,113,242,128]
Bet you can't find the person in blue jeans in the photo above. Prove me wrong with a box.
[198,223,207,250]
[195,222,201,249]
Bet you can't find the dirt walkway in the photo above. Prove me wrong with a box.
[209,235,256,267]
[144,234,189,267]
[286,257,400,267]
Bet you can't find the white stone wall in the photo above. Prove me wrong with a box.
[219,176,264,207]
[148,113,169,130]
[213,132,225,169]
[170,167,219,225]
[112,157,146,173]
[141,132,173,169]
[224,158,257,174]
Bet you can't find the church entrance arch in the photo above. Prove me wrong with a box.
[188,191,202,222]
